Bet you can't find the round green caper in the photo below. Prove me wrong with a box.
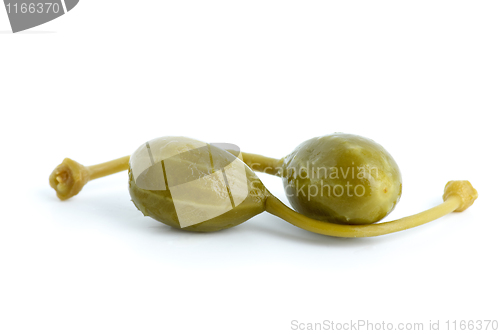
[281,134,402,224]
[244,133,402,225]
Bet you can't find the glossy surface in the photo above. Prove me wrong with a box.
[128,136,267,232]
[281,133,402,225]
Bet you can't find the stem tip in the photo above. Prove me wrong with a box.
[49,158,90,200]
[443,180,478,212]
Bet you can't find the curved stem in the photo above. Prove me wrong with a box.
[265,180,477,238]
[241,152,281,176]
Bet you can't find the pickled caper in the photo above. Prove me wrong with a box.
[243,133,402,225]
[49,135,477,237]
[128,137,267,232]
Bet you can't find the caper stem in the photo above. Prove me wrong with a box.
[49,156,130,200]
[265,191,465,238]
[241,152,281,176]
[88,156,130,180]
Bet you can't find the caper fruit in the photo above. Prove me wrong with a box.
[49,135,477,238]
[280,133,402,225]
[128,136,268,232]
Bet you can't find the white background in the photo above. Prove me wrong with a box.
[1,1,498,333]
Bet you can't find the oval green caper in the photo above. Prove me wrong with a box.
[128,136,268,232]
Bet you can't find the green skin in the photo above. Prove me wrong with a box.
[129,134,401,231]
[280,134,402,225]
[128,141,268,232]
[51,135,475,237]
